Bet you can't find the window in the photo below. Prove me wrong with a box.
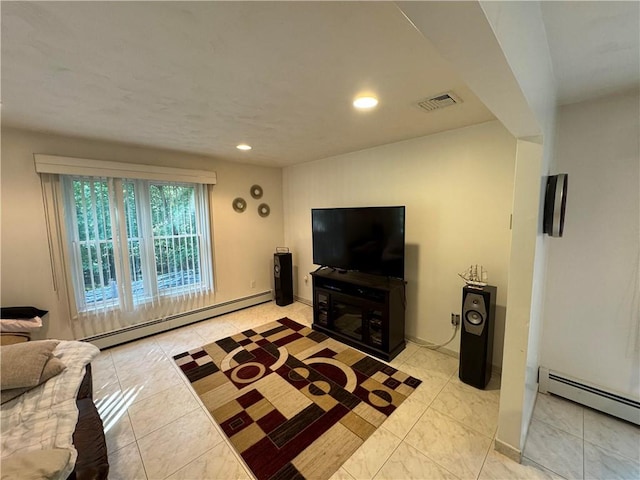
[149,183,202,293]
[63,176,212,313]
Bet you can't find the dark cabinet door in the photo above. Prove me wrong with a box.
[366,307,385,349]
[332,299,364,342]
[325,290,388,349]
[314,289,330,327]
[311,269,405,361]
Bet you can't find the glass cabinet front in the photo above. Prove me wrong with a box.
[333,300,364,341]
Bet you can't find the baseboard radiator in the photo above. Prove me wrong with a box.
[539,367,640,425]
[84,291,273,350]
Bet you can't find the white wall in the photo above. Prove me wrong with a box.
[541,91,640,400]
[283,120,516,366]
[478,0,558,456]
[397,1,542,139]
[498,139,544,452]
[388,1,558,457]
[479,0,556,139]
[0,128,284,340]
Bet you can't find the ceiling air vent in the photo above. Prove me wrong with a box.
[418,91,462,112]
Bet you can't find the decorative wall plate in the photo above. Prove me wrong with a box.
[543,173,568,237]
[250,184,263,199]
[233,197,247,213]
[258,203,270,217]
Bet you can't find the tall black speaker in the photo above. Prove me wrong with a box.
[274,252,293,306]
[459,284,497,389]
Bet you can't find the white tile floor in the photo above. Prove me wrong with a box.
[95,301,640,479]
[523,390,640,480]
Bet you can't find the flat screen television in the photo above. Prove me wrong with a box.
[311,206,405,279]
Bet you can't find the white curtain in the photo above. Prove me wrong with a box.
[38,156,217,339]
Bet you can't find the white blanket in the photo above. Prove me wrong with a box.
[0,340,100,478]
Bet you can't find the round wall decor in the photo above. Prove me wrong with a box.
[250,184,263,199]
[543,173,568,238]
[258,203,270,217]
[232,197,247,213]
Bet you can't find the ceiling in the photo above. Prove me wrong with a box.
[541,1,639,106]
[1,2,638,167]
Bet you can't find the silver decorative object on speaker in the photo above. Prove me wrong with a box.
[458,264,488,286]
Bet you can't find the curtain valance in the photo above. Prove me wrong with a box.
[34,154,217,185]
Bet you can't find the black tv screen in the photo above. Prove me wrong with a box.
[312,206,405,279]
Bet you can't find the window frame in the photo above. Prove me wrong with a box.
[62,175,212,314]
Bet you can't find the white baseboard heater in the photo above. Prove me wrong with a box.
[84,291,272,350]
[539,367,640,425]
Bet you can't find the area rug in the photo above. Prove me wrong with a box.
[173,317,421,480]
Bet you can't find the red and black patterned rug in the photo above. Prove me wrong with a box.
[174,317,421,480]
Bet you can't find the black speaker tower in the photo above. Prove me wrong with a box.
[274,252,293,306]
[459,284,497,389]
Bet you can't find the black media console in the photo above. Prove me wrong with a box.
[311,268,406,361]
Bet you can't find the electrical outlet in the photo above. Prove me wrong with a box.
[250,280,256,289]
[451,313,461,326]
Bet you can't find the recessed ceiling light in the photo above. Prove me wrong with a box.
[353,96,378,110]
[236,144,252,151]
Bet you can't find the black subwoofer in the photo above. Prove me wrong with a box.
[459,284,497,389]
[274,252,293,306]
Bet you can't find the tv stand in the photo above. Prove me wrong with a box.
[311,268,406,361]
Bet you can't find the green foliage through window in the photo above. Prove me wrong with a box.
[65,177,209,310]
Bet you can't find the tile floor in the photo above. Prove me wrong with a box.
[94,301,640,479]
[523,389,640,480]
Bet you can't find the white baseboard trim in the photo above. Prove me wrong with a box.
[406,333,459,359]
[84,291,273,349]
[494,438,522,463]
[405,333,502,376]
[293,295,312,307]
